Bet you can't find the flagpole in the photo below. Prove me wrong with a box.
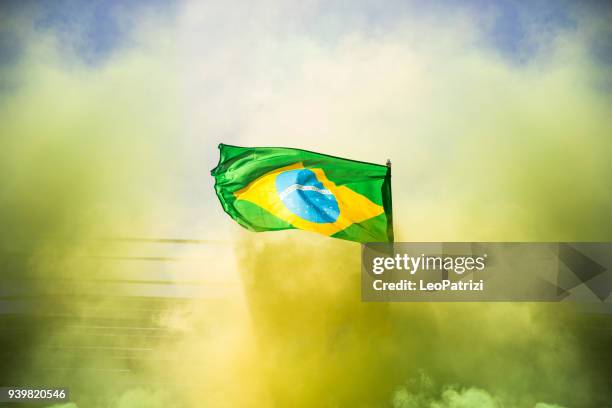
[386,159,394,243]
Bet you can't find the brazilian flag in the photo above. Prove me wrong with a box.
[211,144,394,243]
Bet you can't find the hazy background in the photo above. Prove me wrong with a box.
[0,0,611,407]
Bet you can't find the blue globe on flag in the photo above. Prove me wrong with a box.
[276,169,340,224]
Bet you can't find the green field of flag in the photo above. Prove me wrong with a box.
[211,144,393,243]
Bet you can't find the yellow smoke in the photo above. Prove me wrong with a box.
[0,1,610,407]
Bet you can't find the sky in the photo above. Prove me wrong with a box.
[1,0,611,241]
[1,1,612,407]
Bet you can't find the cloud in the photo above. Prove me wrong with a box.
[391,372,569,408]
[45,404,79,408]
[534,404,567,408]
[394,386,499,408]
[109,389,173,408]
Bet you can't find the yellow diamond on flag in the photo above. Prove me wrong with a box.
[234,163,384,236]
